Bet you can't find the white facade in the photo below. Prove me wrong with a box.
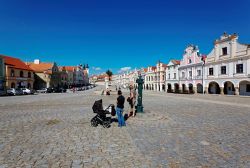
[165,60,180,92]
[205,33,250,96]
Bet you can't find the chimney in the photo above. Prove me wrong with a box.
[34,59,40,64]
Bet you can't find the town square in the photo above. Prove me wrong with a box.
[0,0,250,167]
[0,86,250,167]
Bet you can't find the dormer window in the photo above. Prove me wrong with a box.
[222,47,227,55]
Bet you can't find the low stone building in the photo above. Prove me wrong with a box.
[205,33,250,96]
[27,59,60,89]
[3,55,34,89]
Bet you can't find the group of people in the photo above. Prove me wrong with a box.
[115,85,136,127]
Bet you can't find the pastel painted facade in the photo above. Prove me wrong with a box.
[155,62,167,91]
[205,33,250,96]
[0,55,6,95]
[179,45,203,93]
[3,56,34,89]
[28,59,60,89]
[59,67,68,88]
[64,66,75,87]
[144,66,156,90]
[165,60,180,93]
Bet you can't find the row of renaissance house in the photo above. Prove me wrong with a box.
[0,55,90,94]
[113,33,250,96]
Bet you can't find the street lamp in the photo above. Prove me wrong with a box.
[201,55,206,94]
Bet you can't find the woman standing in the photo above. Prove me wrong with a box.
[116,90,126,127]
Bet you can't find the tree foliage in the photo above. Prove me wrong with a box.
[106,69,113,81]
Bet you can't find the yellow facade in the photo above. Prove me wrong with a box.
[5,65,34,89]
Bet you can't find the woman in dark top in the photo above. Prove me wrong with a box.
[116,90,126,127]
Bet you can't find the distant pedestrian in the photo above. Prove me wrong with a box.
[116,90,126,127]
[129,85,137,117]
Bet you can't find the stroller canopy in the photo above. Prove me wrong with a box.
[92,99,103,113]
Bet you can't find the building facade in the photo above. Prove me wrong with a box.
[179,45,203,93]
[0,55,5,95]
[155,62,167,92]
[28,59,60,89]
[165,60,180,93]
[3,56,34,89]
[205,33,250,96]
[144,66,156,90]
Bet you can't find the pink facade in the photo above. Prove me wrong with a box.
[179,45,203,93]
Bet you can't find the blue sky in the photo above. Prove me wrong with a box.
[0,0,250,74]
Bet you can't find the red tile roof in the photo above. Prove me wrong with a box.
[27,62,54,72]
[58,66,76,72]
[64,66,75,72]
[171,60,181,65]
[2,55,33,71]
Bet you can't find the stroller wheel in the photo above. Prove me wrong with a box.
[102,121,111,128]
[91,118,98,127]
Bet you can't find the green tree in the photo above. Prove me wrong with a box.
[106,69,113,81]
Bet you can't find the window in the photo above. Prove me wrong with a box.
[20,71,23,77]
[174,73,176,79]
[168,74,170,79]
[236,64,243,73]
[222,47,227,55]
[189,71,192,78]
[11,83,15,88]
[221,66,226,75]
[209,68,214,75]
[197,70,201,76]
[28,72,31,78]
[189,59,192,64]
[11,69,15,77]
[247,84,250,92]
[182,72,185,78]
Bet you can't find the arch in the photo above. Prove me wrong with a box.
[146,84,149,90]
[11,82,15,88]
[162,84,165,92]
[197,83,203,93]
[182,84,187,93]
[174,83,179,93]
[158,84,160,91]
[20,71,24,77]
[239,80,250,96]
[167,83,172,93]
[27,83,31,89]
[208,81,220,94]
[188,83,194,94]
[223,81,235,95]
[28,72,31,78]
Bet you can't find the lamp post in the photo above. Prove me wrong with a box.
[136,74,144,113]
[201,55,206,94]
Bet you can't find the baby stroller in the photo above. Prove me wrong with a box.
[91,99,115,128]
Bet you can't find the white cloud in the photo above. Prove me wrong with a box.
[92,67,101,71]
[118,66,131,73]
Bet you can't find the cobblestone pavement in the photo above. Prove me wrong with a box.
[0,87,249,167]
